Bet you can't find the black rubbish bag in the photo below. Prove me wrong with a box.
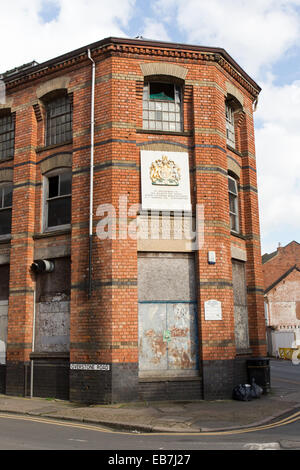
[250,377,263,399]
[232,383,252,401]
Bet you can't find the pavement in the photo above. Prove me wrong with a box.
[0,360,299,434]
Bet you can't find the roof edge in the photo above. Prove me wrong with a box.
[265,265,300,293]
[262,240,300,265]
[2,36,261,95]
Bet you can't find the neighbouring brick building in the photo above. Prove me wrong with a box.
[0,36,266,403]
[263,241,300,350]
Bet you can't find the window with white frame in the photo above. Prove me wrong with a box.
[143,81,182,132]
[0,183,13,236]
[228,175,239,233]
[45,169,72,230]
[225,103,235,148]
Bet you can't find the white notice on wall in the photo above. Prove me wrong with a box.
[204,300,222,321]
[141,150,192,211]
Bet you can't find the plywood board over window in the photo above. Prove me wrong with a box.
[35,257,71,353]
[138,253,199,378]
[232,260,250,351]
[0,265,9,364]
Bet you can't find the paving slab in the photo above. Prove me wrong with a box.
[0,360,298,433]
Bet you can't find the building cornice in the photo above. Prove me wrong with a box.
[3,37,261,98]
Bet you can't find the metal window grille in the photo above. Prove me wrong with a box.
[143,82,182,132]
[0,114,15,160]
[228,176,239,233]
[47,171,72,228]
[226,104,235,148]
[0,183,12,235]
[46,95,72,146]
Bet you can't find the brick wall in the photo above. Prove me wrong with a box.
[263,241,300,290]
[0,37,266,402]
[266,268,300,327]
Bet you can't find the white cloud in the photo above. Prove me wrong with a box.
[255,80,300,252]
[152,0,300,77]
[1,0,299,255]
[141,18,170,42]
[150,0,300,252]
[0,0,135,73]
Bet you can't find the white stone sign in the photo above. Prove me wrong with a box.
[204,300,222,321]
[141,150,191,211]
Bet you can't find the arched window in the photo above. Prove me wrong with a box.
[44,168,72,231]
[0,183,13,236]
[143,79,183,132]
[225,103,235,148]
[43,91,72,147]
[225,95,243,150]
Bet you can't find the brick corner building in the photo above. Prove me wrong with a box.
[0,37,266,403]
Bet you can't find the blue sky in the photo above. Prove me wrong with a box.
[1,0,300,255]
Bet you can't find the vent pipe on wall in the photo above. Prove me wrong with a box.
[31,259,54,273]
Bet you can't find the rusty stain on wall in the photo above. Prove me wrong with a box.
[138,302,198,374]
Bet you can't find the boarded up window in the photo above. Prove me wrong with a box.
[138,254,196,302]
[35,258,70,353]
[138,254,198,377]
[232,260,249,351]
[0,265,9,364]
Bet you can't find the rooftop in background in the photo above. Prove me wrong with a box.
[262,240,300,292]
[262,240,300,264]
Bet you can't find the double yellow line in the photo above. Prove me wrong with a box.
[0,410,299,436]
[196,410,300,436]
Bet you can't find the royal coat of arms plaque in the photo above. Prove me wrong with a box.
[141,150,191,211]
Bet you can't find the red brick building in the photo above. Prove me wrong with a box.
[262,241,300,292]
[263,242,300,344]
[0,37,266,403]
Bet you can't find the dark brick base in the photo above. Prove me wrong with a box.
[6,362,28,397]
[6,359,69,400]
[30,359,69,400]
[0,365,6,394]
[111,363,139,403]
[202,357,250,399]
[139,378,202,401]
[4,358,250,403]
[70,362,139,404]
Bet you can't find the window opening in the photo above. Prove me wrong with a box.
[46,171,71,228]
[0,184,12,235]
[143,82,182,132]
[46,95,72,146]
[228,175,239,233]
[0,114,15,160]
